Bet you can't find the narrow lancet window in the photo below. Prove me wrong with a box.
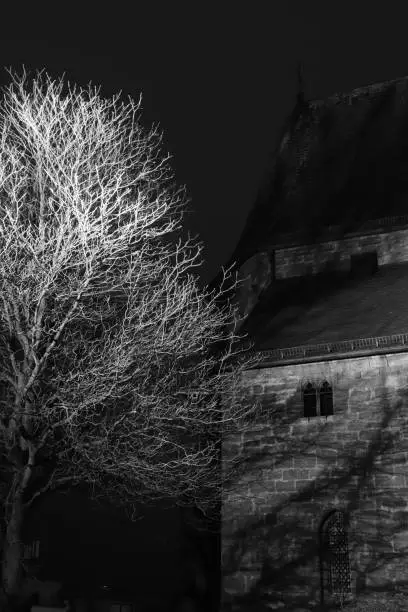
[303,382,317,417]
[320,382,333,416]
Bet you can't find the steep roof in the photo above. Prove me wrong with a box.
[233,74,408,267]
[243,263,408,359]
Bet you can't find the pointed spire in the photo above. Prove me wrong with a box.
[296,60,307,106]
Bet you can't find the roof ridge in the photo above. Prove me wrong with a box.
[316,73,408,105]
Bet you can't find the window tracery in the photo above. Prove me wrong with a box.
[320,510,352,603]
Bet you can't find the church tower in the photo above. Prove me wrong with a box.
[222,74,408,610]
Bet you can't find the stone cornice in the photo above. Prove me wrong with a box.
[269,215,408,250]
[250,332,408,368]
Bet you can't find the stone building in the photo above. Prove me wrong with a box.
[221,74,408,610]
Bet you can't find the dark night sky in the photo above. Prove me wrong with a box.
[1,3,408,283]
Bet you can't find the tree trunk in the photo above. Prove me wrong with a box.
[1,494,24,605]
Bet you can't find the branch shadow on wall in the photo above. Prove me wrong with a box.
[222,371,408,611]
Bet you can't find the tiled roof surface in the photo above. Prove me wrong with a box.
[232,75,408,267]
[243,263,408,351]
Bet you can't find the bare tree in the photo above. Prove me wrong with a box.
[0,70,256,603]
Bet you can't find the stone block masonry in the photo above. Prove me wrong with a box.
[274,226,408,279]
[222,351,408,610]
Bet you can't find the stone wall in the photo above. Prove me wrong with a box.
[274,227,408,279]
[222,351,408,610]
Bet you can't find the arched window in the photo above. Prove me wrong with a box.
[303,383,317,417]
[320,382,333,416]
[320,510,351,604]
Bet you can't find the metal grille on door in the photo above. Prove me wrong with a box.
[322,510,351,597]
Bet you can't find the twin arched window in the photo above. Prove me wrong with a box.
[302,381,333,417]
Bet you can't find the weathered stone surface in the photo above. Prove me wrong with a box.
[222,351,408,608]
[274,227,408,279]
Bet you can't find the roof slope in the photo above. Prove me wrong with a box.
[244,263,408,352]
[233,75,408,267]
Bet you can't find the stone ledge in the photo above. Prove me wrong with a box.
[270,214,408,249]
